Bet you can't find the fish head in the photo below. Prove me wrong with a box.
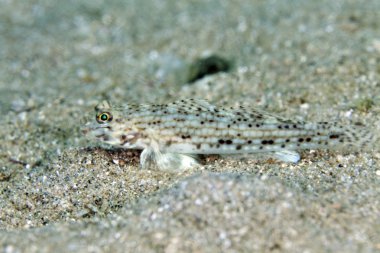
[82,101,143,149]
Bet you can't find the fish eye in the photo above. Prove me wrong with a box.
[96,112,112,123]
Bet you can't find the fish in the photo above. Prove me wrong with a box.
[83,99,378,171]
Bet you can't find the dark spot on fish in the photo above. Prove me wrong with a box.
[236,145,242,150]
[226,140,233,144]
[218,139,225,144]
[329,134,339,139]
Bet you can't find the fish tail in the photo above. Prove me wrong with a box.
[324,121,379,152]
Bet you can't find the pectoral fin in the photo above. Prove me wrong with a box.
[273,150,300,163]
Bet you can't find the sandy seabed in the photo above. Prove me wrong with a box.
[0,0,379,252]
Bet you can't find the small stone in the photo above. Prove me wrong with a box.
[187,55,232,83]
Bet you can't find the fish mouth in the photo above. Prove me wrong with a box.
[82,122,142,148]
[82,121,145,149]
[82,122,113,141]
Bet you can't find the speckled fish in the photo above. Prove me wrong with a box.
[83,99,377,170]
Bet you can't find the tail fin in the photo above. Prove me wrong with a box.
[326,121,379,152]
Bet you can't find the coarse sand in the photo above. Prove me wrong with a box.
[1,0,379,252]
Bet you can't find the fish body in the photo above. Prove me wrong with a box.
[84,99,376,170]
